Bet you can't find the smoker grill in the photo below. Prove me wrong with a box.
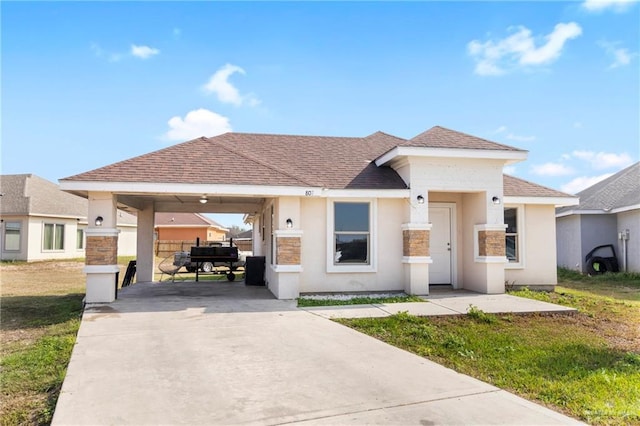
[190,245,239,281]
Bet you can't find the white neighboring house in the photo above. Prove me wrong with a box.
[0,174,137,261]
[556,162,640,273]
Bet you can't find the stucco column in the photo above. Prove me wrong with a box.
[136,202,155,283]
[402,191,431,295]
[269,196,302,299]
[84,192,119,303]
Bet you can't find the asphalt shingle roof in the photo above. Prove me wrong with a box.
[557,162,640,213]
[503,174,573,198]
[62,127,564,200]
[1,174,88,217]
[155,212,227,229]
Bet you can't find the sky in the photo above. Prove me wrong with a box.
[2,1,639,228]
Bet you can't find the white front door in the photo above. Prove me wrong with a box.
[429,205,452,284]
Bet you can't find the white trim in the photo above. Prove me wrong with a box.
[475,223,508,231]
[504,204,525,269]
[83,265,119,274]
[556,204,640,217]
[326,198,377,273]
[402,256,433,264]
[273,229,304,237]
[28,213,85,220]
[375,146,528,167]
[321,189,408,198]
[271,264,303,273]
[505,196,578,206]
[401,223,433,231]
[476,256,509,264]
[86,228,120,237]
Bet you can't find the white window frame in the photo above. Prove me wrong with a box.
[504,205,525,269]
[326,198,377,273]
[3,221,22,252]
[76,228,85,250]
[43,223,65,252]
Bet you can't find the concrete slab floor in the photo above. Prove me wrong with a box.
[53,282,582,425]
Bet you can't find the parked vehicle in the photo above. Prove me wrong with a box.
[174,241,247,273]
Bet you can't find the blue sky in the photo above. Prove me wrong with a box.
[2,1,639,228]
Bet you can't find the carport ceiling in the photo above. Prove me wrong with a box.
[116,193,266,214]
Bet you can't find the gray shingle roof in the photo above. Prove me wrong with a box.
[0,174,138,224]
[557,162,640,213]
[1,174,87,217]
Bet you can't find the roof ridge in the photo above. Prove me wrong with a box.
[227,131,362,141]
[206,136,316,187]
[413,126,527,152]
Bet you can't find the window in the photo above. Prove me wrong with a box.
[76,228,84,250]
[504,208,518,263]
[4,222,21,251]
[43,223,65,251]
[334,202,370,265]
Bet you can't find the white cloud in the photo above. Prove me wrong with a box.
[561,173,614,194]
[468,22,582,76]
[571,150,633,170]
[164,109,232,141]
[506,133,536,142]
[598,41,635,69]
[531,162,575,176]
[582,0,638,13]
[494,125,508,134]
[202,63,260,107]
[131,44,160,59]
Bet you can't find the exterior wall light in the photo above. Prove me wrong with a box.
[417,195,425,204]
[492,196,501,205]
[95,216,104,226]
[199,196,208,204]
[286,218,293,228]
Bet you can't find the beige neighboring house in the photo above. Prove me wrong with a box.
[0,174,137,261]
[60,126,577,303]
[155,212,228,242]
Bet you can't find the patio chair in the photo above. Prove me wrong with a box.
[158,254,187,282]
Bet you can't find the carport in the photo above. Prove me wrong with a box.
[58,181,284,303]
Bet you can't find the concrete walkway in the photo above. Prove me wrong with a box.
[301,290,576,319]
[53,282,582,425]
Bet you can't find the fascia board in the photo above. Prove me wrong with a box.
[375,146,528,166]
[60,181,324,197]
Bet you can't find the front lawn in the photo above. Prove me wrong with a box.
[339,270,640,425]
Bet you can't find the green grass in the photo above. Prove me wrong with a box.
[0,297,84,425]
[297,294,424,307]
[338,270,640,425]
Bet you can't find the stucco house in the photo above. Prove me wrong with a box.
[59,126,577,303]
[556,162,639,273]
[0,174,137,261]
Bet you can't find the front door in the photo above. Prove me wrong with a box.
[429,205,452,284]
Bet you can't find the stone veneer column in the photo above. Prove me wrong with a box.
[401,223,432,296]
[271,229,303,299]
[84,192,119,303]
[473,224,508,294]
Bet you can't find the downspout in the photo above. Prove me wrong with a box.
[619,229,629,272]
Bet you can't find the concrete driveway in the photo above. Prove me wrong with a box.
[53,282,583,425]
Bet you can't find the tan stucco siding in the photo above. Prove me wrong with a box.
[505,204,558,286]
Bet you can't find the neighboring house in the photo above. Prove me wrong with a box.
[0,174,137,261]
[60,126,577,303]
[556,162,639,273]
[155,212,228,242]
[234,229,253,253]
